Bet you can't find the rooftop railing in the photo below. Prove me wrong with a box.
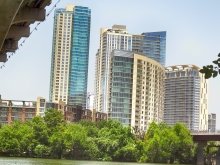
[190,130,220,135]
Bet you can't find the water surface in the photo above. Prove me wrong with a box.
[0,157,166,165]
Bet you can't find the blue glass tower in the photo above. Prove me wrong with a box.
[49,5,91,109]
[141,31,166,66]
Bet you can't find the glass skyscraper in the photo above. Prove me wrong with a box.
[142,32,166,67]
[49,5,91,109]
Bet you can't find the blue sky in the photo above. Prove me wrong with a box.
[0,0,219,128]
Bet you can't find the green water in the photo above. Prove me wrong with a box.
[0,157,166,165]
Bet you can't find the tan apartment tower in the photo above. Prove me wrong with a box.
[108,50,164,130]
[164,65,209,130]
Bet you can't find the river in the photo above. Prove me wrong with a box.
[0,157,172,165]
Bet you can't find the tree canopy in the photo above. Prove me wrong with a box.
[0,109,199,163]
[200,53,220,79]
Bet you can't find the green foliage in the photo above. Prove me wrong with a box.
[0,121,35,156]
[140,122,196,163]
[204,141,219,160]
[34,145,49,157]
[43,108,66,135]
[200,53,220,79]
[31,116,49,146]
[0,111,197,163]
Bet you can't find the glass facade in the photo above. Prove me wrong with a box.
[141,32,166,66]
[109,56,133,126]
[68,6,91,109]
[49,5,91,109]
[107,50,165,129]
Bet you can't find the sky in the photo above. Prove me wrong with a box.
[0,0,220,128]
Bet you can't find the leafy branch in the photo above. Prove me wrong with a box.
[200,53,220,79]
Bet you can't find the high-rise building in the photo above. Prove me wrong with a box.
[86,92,94,110]
[108,50,164,130]
[94,25,132,113]
[49,5,91,109]
[142,32,166,67]
[208,113,216,132]
[94,25,166,113]
[164,65,209,130]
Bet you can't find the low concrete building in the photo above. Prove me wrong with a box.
[0,97,36,125]
[82,109,93,121]
[91,109,107,123]
[36,96,107,123]
[0,95,107,125]
[65,105,84,123]
[36,96,65,117]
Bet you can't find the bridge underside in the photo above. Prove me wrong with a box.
[193,134,220,141]
[192,134,220,165]
[0,0,51,62]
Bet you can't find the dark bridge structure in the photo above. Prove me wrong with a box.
[0,0,52,62]
[191,131,220,165]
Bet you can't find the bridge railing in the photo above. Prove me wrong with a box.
[190,130,220,135]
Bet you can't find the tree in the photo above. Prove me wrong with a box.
[62,124,88,159]
[200,53,220,79]
[43,108,66,136]
[49,130,65,159]
[0,121,35,156]
[140,122,196,163]
[0,124,20,155]
[32,116,49,144]
[172,123,196,163]
[94,120,136,161]
[204,141,219,164]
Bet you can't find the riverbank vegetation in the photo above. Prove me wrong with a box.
[0,108,198,163]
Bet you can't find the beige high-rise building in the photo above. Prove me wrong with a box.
[94,25,132,113]
[94,25,166,113]
[164,65,209,130]
[107,50,164,130]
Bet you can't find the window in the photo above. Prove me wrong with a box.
[40,103,44,107]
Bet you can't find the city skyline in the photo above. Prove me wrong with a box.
[0,0,220,128]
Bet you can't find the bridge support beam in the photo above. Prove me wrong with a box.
[6,25,30,39]
[2,40,18,52]
[0,0,25,49]
[13,6,45,24]
[0,52,7,62]
[197,141,207,165]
